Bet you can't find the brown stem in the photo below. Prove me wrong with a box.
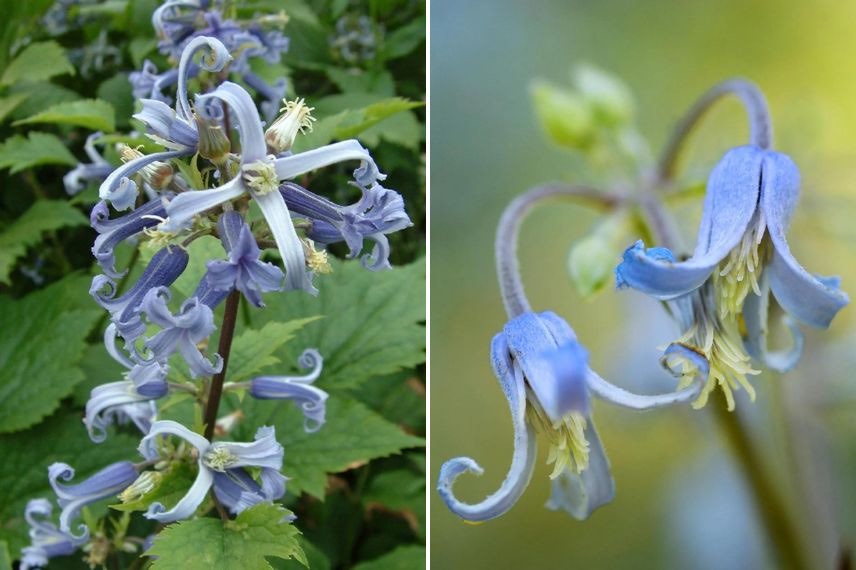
[203,290,240,440]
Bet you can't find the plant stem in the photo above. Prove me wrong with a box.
[203,290,240,440]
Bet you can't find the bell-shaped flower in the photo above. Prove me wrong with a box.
[63,132,113,196]
[159,80,387,294]
[90,246,189,342]
[616,146,848,377]
[90,198,169,278]
[138,286,222,378]
[249,348,327,432]
[206,210,284,307]
[438,311,704,522]
[48,461,139,539]
[281,181,413,270]
[20,499,86,570]
[139,421,286,521]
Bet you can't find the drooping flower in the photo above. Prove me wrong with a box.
[48,461,139,538]
[90,198,171,278]
[249,348,328,432]
[138,420,286,521]
[63,132,113,196]
[20,499,86,570]
[281,181,412,270]
[206,210,284,307]
[615,146,849,406]
[158,80,387,293]
[438,311,703,522]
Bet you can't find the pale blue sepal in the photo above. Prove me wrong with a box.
[254,189,314,294]
[161,178,244,232]
[207,426,283,471]
[273,140,385,184]
[661,342,711,381]
[175,36,232,122]
[615,146,765,299]
[742,279,804,372]
[585,368,703,410]
[436,334,537,522]
[99,149,186,211]
[760,153,849,328]
[196,82,266,162]
[545,421,615,520]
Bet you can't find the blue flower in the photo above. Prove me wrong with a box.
[249,348,328,432]
[138,420,286,521]
[20,499,86,570]
[437,311,702,522]
[48,461,139,539]
[90,198,170,278]
[206,210,284,307]
[615,146,849,406]
[281,181,413,271]
[63,132,113,196]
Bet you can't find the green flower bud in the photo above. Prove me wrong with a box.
[195,114,231,164]
[573,64,635,127]
[530,79,595,149]
[568,210,635,299]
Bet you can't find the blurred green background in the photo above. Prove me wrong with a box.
[430,1,856,568]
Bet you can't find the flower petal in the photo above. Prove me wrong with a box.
[144,465,214,523]
[138,419,210,461]
[585,367,702,409]
[98,150,186,210]
[742,277,804,372]
[273,140,384,186]
[254,189,314,294]
[197,81,267,163]
[161,177,245,232]
[176,36,232,122]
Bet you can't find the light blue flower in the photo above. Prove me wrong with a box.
[206,210,284,307]
[90,198,171,278]
[20,499,86,570]
[48,461,139,539]
[615,145,848,405]
[281,181,413,271]
[158,80,386,293]
[63,132,113,196]
[139,420,286,521]
[438,311,702,522]
[249,348,327,432]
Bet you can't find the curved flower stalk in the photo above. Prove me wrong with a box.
[159,80,387,293]
[248,348,328,432]
[615,83,848,407]
[20,499,86,570]
[281,181,413,271]
[63,132,113,196]
[438,184,704,522]
[47,461,139,539]
[138,420,286,521]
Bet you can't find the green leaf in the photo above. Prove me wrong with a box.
[0,540,10,570]
[0,41,73,86]
[228,318,321,382]
[0,200,88,283]
[381,17,426,60]
[352,546,425,570]
[0,410,137,553]
[111,460,196,514]
[0,275,101,432]
[0,93,27,123]
[0,132,77,175]
[14,99,116,132]
[8,81,80,121]
[128,37,157,68]
[255,258,425,392]
[231,396,424,498]
[97,74,134,130]
[363,469,425,539]
[149,503,307,569]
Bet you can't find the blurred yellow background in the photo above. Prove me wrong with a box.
[430,1,856,568]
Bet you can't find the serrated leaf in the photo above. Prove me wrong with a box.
[352,546,425,570]
[149,503,307,569]
[0,410,137,553]
[231,396,424,498]
[0,41,74,86]
[111,460,196,513]
[254,258,425,392]
[14,98,115,132]
[0,200,88,284]
[0,93,27,123]
[8,81,81,121]
[228,318,320,382]
[0,275,101,431]
[0,132,77,175]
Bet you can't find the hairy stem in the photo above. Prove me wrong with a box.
[203,290,241,440]
[495,183,621,319]
[657,78,772,182]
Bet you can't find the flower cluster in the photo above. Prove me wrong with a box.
[438,79,848,522]
[21,8,412,565]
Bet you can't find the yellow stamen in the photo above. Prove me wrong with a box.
[525,398,589,478]
[242,159,279,196]
[715,214,770,320]
[303,240,332,274]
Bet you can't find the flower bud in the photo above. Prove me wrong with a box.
[573,64,635,127]
[265,98,315,153]
[530,79,594,149]
[194,114,231,164]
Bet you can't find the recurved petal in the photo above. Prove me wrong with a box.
[98,150,187,210]
[254,189,314,294]
[161,178,245,232]
[273,140,384,185]
[585,367,703,410]
[436,334,538,522]
[196,82,266,163]
[742,279,805,372]
[138,419,210,461]
[144,466,214,523]
[545,420,615,520]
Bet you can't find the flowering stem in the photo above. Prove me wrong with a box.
[495,183,622,318]
[657,78,772,182]
[203,290,241,440]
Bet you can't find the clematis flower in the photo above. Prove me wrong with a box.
[63,132,113,196]
[281,181,413,270]
[158,80,387,293]
[206,210,284,307]
[138,286,222,377]
[90,198,171,278]
[438,311,704,522]
[249,348,328,432]
[615,146,849,406]
[48,461,139,538]
[20,499,86,570]
[138,420,286,521]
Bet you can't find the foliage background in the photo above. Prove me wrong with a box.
[431,1,856,568]
[0,0,425,568]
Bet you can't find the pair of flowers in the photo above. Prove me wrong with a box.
[438,97,848,522]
